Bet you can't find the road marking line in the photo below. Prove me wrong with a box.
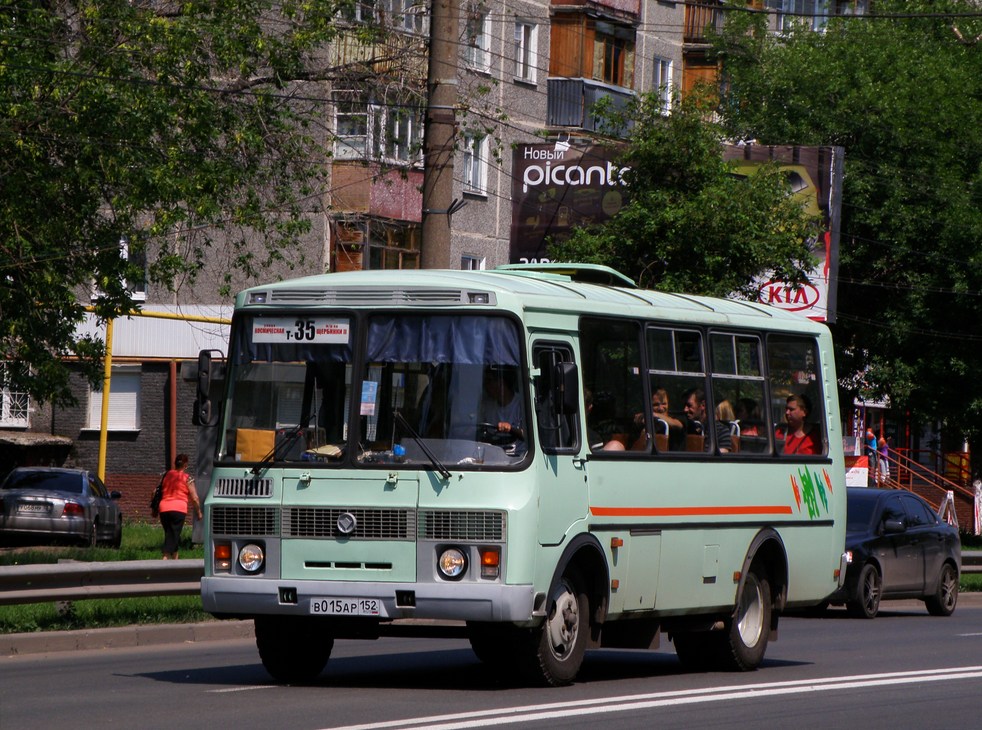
[319,666,982,730]
[208,685,277,693]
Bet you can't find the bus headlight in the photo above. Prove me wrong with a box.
[437,548,467,580]
[238,543,265,573]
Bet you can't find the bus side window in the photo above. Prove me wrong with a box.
[710,333,768,455]
[533,344,578,453]
[581,319,645,453]
[767,335,826,457]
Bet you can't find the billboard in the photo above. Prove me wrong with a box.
[509,141,843,323]
[510,142,629,265]
[723,144,844,323]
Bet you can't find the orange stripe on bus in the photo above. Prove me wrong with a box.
[590,505,794,517]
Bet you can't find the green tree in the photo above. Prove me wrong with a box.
[548,93,819,298]
[712,1,982,447]
[0,0,352,405]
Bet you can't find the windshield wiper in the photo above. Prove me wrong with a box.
[251,425,304,475]
[393,411,451,481]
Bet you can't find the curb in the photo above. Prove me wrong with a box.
[4,594,981,658]
[1,619,253,657]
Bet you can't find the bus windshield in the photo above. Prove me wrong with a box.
[219,313,528,469]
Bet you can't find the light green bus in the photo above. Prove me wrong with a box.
[198,264,847,686]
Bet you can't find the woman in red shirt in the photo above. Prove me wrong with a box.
[782,394,822,456]
[159,453,203,559]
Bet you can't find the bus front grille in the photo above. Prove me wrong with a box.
[418,510,506,542]
[283,507,416,540]
[213,477,273,498]
[211,506,280,536]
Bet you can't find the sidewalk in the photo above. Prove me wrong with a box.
[4,594,981,657]
[1,619,253,657]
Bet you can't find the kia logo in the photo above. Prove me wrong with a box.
[758,280,821,312]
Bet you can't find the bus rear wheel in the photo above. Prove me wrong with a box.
[518,568,589,686]
[255,616,334,683]
[720,568,771,670]
[673,566,772,672]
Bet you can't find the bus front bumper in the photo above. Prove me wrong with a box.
[201,575,537,623]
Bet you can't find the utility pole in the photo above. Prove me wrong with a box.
[421,0,460,269]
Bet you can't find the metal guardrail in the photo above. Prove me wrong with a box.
[0,553,980,607]
[0,559,203,606]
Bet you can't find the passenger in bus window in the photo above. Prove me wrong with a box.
[683,388,732,453]
[781,394,821,456]
[636,388,684,451]
[736,398,762,437]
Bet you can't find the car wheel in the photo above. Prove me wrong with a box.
[83,520,98,548]
[255,616,333,683]
[515,568,589,686]
[110,519,123,549]
[925,562,958,617]
[847,563,881,619]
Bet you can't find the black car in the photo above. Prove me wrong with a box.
[830,487,960,618]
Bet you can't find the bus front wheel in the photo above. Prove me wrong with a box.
[255,616,334,683]
[520,569,589,686]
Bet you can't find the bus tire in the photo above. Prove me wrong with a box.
[255,616,333,683]
[467,622,514,668]
[672,630,714,671]
[521,568,589,686]
[719,566,771,671]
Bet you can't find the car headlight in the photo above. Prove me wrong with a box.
[437,547,467,580]
[238,543,265,573]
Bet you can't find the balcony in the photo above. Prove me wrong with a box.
[684,1,724,45]
[546,78,635,135]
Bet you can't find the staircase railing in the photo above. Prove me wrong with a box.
[876,447,974,509]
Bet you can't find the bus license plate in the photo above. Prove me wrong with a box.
[310,598,380,616]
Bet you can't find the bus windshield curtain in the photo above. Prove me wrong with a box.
[367,315,520,365]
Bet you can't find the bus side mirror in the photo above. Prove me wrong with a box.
[194,349,220,426]
[554,362,579,416]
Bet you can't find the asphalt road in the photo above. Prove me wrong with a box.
[3,595,982,730]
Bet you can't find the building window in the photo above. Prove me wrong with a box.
[464,6,491,72]
[335,99,369,160]
[653,57,673,113]
[462,134,488,195]
[461,254,485,270]
[333,219,421,271]
[0,363,29,428]
[775,0,831,32]
[120,236,147,301]
[86,366,141,431]
[514,20,537,83]
[593,21,635,88]
[341,0,429,34]
[335,94,422,164]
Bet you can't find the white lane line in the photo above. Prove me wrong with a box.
[208,685,278,693]
[319,665,982,730]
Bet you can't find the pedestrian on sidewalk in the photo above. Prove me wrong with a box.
[159,454,203,560]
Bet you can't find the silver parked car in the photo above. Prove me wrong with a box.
[0,467,123,547]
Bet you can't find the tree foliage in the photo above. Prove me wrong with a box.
[712,0,982,444]
[0,0,349,405]
[548,93,820,298]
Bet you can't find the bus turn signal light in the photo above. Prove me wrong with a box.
[480,548,500,579]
